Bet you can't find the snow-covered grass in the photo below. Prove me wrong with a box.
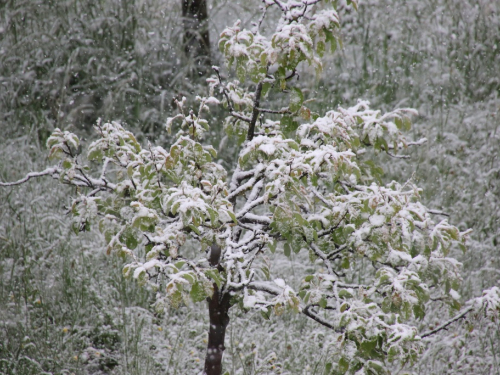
[0,0,208,139]
[1,0,499,374]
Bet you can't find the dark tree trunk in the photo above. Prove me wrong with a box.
[204,285,231,375]
[204,244,230,375]
[182,0,211,72]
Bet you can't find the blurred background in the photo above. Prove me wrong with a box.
[0,0,499,373]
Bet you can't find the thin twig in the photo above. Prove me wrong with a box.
[428,209,450,217]
[303,305,342,332]
[386,151,410,159]
[420,306,473,338]
[255,107,291,114]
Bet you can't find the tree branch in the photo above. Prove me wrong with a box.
[303,305,342,332]
[308,242,336,276]
[236,196,266,219]
[0,168,58,186]
[213,66,252,124]
[386,151,410,159]
[240,213,271,225]
[420,306,473,338]
[247,81,263,141]
[247,282,343,333]
[255,107,291,114]
[231,111,252,123]
[428,209,450,217]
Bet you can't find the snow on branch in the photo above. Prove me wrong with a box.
[421,287,500,339]
[0,168,59,186]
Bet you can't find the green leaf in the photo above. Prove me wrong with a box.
[281,115,299,133]
[205,269,223,289]
[343,225,355,237]
[346,0,358,11]
[181,273,195,284]
[268,240,277,253]
[341,257,350,269]
[403,116,412,131]
[325,362,333,374]
[174,260,185,270]
[207,207,218,226]
[319,297,327,308]
[289,87,304,113]
[338,289,353,299]
[190,282,206,303]
[120,228,138,250]
[317,40,325,57]
[188,224,201,235]
[284,243,291,258]
[62,159,72,169]
[227,210,238,224]
[87,148,103,161]
[261,307,271,320]
[262,265,270,280]
[261,82,271,97]
[413,304,425,320]
[71,222,79,235]
[360,339,377,354]
[236,62,246,82]
[276,66,286,80]
[395,117,403,130]
[338,357,349,373]
[330,37,337,54]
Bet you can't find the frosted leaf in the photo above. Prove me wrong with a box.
[274,278,286,288]
[259,143,276,155]
[243,295,257,308]
[449,289,461,301]
[369,214,385,227]
[133,266,145,279]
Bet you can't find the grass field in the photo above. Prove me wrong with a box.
[1,0,499,374]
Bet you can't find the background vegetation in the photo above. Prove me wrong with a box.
[0,0,499,374]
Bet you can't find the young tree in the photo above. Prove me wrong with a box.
[2,1,499,374]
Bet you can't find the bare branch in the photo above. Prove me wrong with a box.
[327,244,348,260]
[255,107,291,114]
[386,138,428,150]
[285,69,297,81]
[253,2,274,34]
[386,151,411,159]
[213,67,251,123]
[303,305,341,332]
[420,306,473,338]
[428,209,450,217]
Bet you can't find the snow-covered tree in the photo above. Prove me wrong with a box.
[2,1,499,374]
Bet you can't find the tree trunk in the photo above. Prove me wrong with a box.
[204,285,231,375]
[182,0,211,72]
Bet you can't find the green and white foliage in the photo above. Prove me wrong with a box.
[3,0,499,374]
